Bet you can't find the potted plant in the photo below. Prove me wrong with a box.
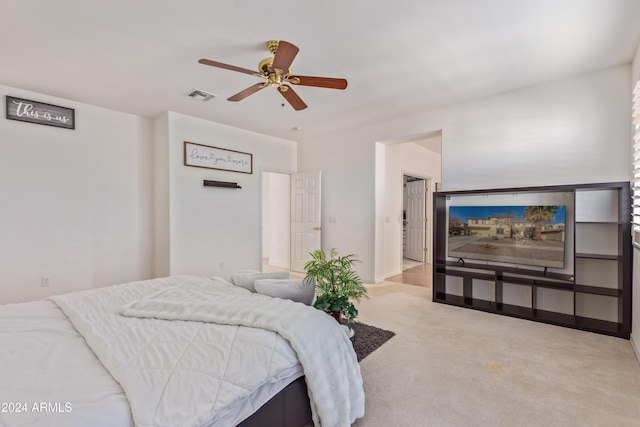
[304,248,368,325]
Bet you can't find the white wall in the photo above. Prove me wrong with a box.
[383,140,442,277]
[154,112,296,279]
[299,135,377,281]
[440,65,631,191]
[299,65,632,283]
[0,85,153,304]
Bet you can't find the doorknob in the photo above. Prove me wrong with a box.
[313,226,321,231]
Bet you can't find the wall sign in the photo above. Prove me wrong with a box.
[184,141,253,174]
[5,96,75,130]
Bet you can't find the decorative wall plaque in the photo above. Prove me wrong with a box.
[5,96,75,130]
[184,141,252,174]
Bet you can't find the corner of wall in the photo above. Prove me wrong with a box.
[152,113,171,278]
[632,38,640,83]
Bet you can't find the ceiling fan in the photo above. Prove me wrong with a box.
[198,40,348,111]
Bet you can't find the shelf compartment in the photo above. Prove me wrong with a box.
[575,189,620,222]
[472,279,495,302]
[535,287,573,315]
[575,222,620,257]
[575,293,619,323]
[574,257,620,289]
[502,283,531,308]
[443,275,464,297]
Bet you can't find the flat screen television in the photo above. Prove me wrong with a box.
[448,205,567,269]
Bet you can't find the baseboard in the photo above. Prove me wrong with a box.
[384,269,403,279]
[631,336,640,367]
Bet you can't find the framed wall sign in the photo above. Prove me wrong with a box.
[5,96,75,130]
[183,141,253,174]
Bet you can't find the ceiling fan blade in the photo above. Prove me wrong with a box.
[290,75,348,90]
[198,59,257,76]
[228,83,267,102]
[272,41,299,72]
[278,85,307,111]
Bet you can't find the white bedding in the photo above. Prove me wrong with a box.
[0,300,133,427]
[0,276,364,427]
[119,285,365,427]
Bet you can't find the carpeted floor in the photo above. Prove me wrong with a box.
[350,322,395,362]
[351,280,640,427]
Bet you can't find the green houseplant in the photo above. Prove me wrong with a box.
[304,248,368,324]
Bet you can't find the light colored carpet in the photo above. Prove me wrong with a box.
[352,281,640,427]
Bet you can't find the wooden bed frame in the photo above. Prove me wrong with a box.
[237,376,312,427]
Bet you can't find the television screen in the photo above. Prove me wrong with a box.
[448,205,567,269]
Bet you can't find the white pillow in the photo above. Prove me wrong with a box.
[254,278,316,306]
[230,270,291,293]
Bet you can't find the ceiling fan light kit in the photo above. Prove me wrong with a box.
[198,40,347,111]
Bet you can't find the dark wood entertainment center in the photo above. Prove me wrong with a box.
[433,182,631,339]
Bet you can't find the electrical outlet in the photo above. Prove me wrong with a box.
[219,262,224,269]
[41,277,50,287]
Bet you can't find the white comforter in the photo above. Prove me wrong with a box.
[120,285,365,427]
[49,276,364,427]
[0,300,133,427]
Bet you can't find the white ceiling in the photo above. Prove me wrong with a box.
[1,0,639,143]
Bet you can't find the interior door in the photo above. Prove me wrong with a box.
[405,179,426,262]
[290,171,321,272]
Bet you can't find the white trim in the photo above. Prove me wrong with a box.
[630,335,640,367]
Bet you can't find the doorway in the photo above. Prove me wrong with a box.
[261,171,322,275]
[261,171,291,272]
[403,174,429,270]
[377,131,441,282]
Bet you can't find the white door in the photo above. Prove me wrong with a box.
[290,171,322,272]
[405,179,426,262]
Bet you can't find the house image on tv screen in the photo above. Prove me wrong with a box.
[447,205,566,268]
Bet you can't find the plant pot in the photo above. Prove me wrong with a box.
[330,312,342,323]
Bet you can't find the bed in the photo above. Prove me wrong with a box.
[0,275,364,427]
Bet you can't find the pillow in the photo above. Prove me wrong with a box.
[230,270,291,293]
[254,278,316,306]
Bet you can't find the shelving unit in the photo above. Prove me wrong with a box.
[433,182,631,338]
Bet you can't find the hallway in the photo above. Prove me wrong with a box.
[386,263,432,288]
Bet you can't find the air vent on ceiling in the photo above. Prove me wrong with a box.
[186,89,216,101]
